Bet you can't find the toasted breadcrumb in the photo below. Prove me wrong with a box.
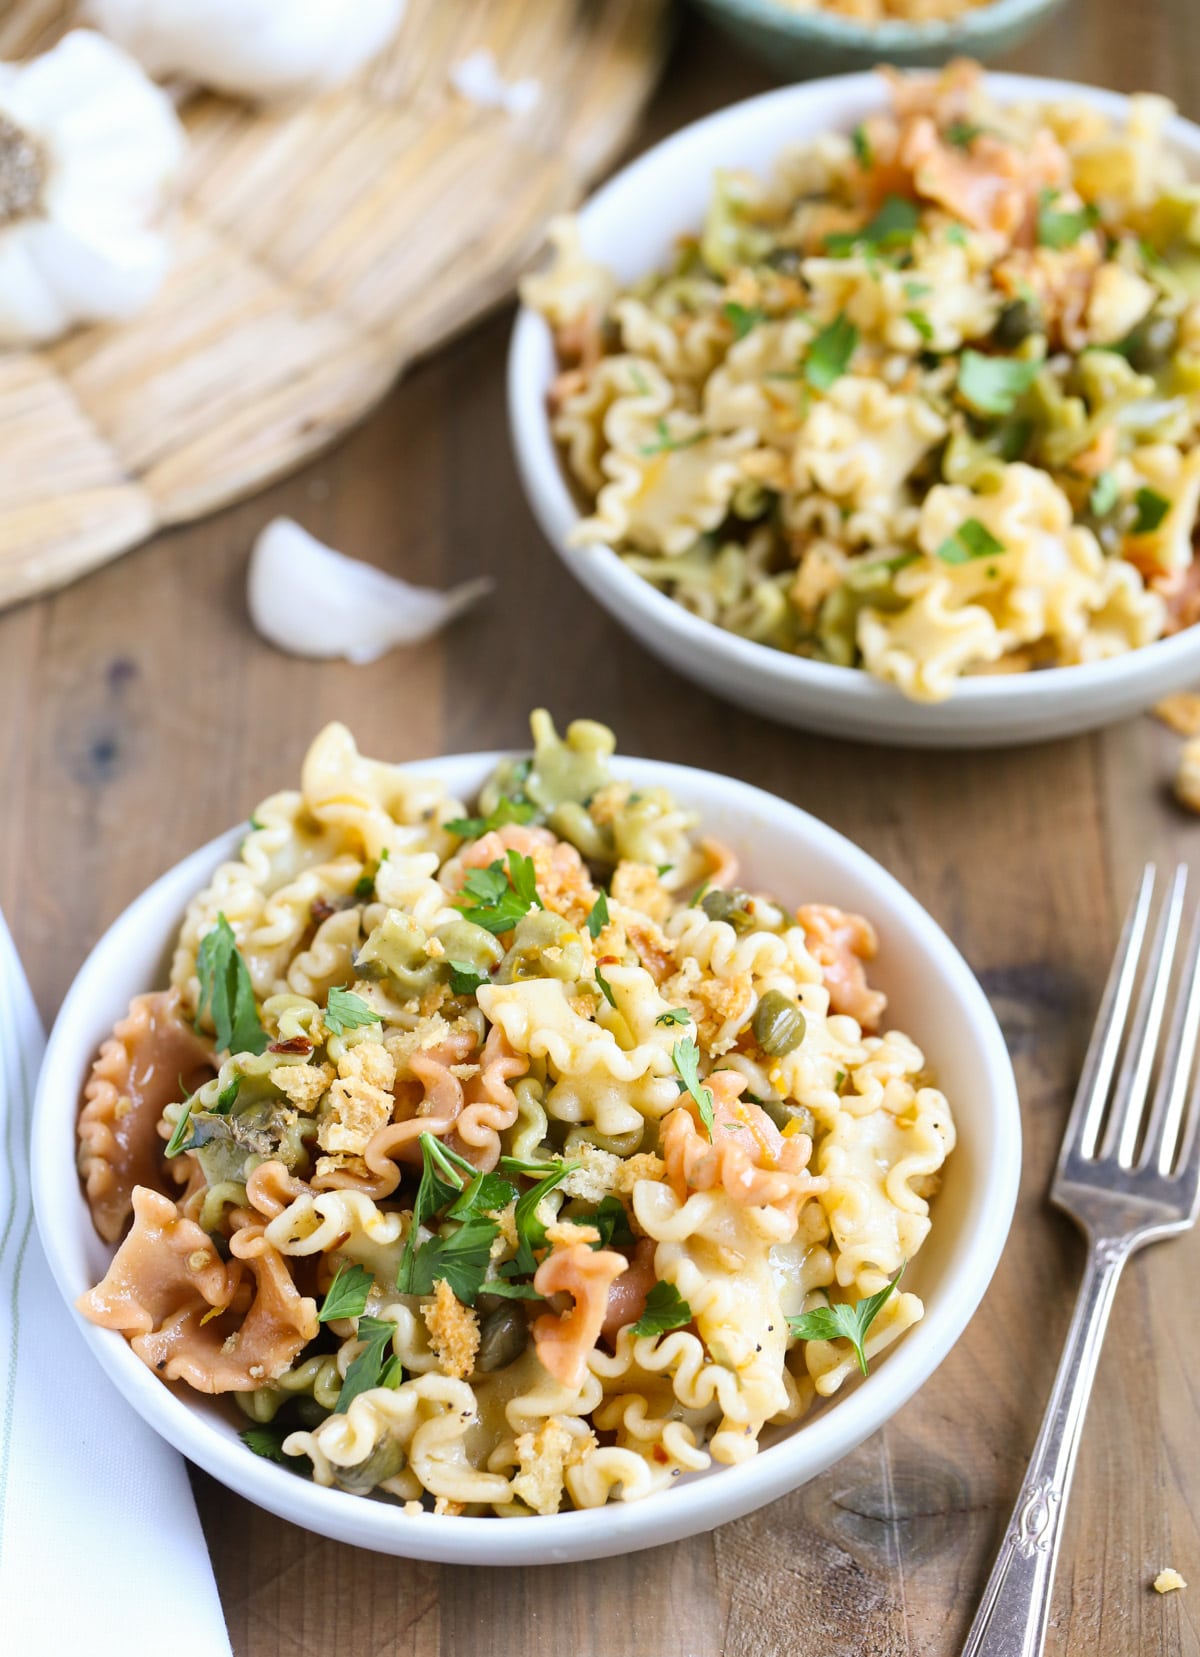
[1154,1569,1187,1594]
[611,1152,667,1195]
[1175,737,1200,814]
[422,1277,480,1381]
[433,1497,465,1517]
[402,1500,423,1516]
[610,861,672,926]
[545,1218,599,1248]
[270,1061,333,1110]
[563,1144,622,1203]
[318,1040,396,1155]
[1155,692,1200,736]
[511,1417,596,1516]
[586,782,632,827]
[488,1199,518,1248]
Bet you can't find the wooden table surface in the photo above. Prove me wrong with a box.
[6,3,1200,1653]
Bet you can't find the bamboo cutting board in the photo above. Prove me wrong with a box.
[0,0,669,609]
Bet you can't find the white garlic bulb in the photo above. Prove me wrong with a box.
[83,0,407,102]
[247,517,492,664]
[0,29,185,347]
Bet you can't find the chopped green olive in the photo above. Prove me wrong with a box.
[758,1098,816,1138]
[700,887,755,931]
[331,1436,406,1494]
[752,990,807,1056]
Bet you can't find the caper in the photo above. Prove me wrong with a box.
[993,298,1041,349]
[700,887,755,931]
[291,1395,331,1430]
[759,1097,815,1138]
[751,990,807,1056]
[332,1435,406,1494]
[475,1303,529,1373]
[1123,311,1179,374]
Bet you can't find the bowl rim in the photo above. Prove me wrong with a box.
[33,750,1021,1564]
[508,69,1200,718]
[690,0,1063,45]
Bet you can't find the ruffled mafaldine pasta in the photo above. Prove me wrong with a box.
[525,60,1200,701]
[76,712,954,1516]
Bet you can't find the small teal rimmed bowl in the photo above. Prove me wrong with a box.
[689,0,1069,76]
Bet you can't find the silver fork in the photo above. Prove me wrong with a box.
[962,864,1200,1657]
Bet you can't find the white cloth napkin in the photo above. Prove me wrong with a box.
[0,912,233,1657]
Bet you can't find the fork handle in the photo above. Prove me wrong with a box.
[961,1237,1130,1657]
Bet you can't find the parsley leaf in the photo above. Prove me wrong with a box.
[631,1280,693,1337]
[655,1007,691,1027]
[945,224,968,247]
[446,1169,518,1223]
[906,309,933,343]
[787,1266,904,1376]
[805,313,858,392]
[723,302,768,341]
[824,195,919,257]
[1037,192,1099,250]
[567,1194,636,1249]
[656,863,673,878]
[945,120,982,149]
[406,1218,499,1306]
[456,852,543,935]
[638,417,709,457]
[444,795,536,840]
[395,1132,480,1293]
[851,123,872,168]
[935,518,1006,565]
[240,1424,293,1463]
[956,349,1039,416]
[164,1098,196,1159]
[1133,486,1170,534]
[594,964,616,1007]
[319,1262,373,1323]
[672,1035,715,1141]
[195,914,266,1056]
[448,960,488,996]
[586,891,610,939]
[503,1161,577,1277]
[480,1279,545,1300]
[337,1315,399,1411]
[324,986,382,1037]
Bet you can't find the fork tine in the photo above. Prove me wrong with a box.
[1064,864,1156,1164]
[1100,866,1188,1167]
[1139,888,1200,1175]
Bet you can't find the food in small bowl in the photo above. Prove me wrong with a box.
[510,67,1200,744]
[37,715,1017,1561]
[688,0,1066,77]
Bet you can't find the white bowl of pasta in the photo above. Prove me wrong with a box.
[33,715,1019,1562]
[509,66,1200,746]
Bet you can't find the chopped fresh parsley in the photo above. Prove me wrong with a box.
[631,1280,693,1338]
[655,1007,691,1027]
[824,195,919,258]
[318,1262,373,1323]
[396,1133,481,1294]
[945,120,982,150]
[447,960,488,996]
[404,1218,499,1306]
[480,1279,544,1300]
[638,417,708,457]
[956,349,1039,417]
[906,309,933,343]
[945,224,968,248]
[787,1266,904,1376]
[446,1168,518,1224]
[935,518,1007,565]
[324,986,381,1037]
[337,1314,401,1411]
[1036,191,1100,251]
[656,863,673,878]
[672,1035,715,1141]
[586,891,610,939]
[1089,470,1120,518]
[164,1098,196,1159]
[594,965,616,1007]
[805,313,859,392]
[502,1161,578,1278]
[444,795,536,841]
[1133,486,1170,534]
[195,914,266,1056]
[723,302,768,341]
[567,1194,636,1249]
[628,364,651,395]
[851,123,872,168]
[240,1424,293,1463]
[456,851,543,935]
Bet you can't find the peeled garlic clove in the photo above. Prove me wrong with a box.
[247,517,491,664]
[83,0,407,102]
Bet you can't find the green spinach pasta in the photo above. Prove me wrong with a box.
[525,62,1200,700]
[76,713,954,1515]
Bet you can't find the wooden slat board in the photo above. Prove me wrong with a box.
[0,0,668,609]
[4,5,1200,1656]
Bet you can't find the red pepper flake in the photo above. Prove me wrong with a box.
[268,1036,313,1055]
[652,1444,669,1464]
[310,899,335,924]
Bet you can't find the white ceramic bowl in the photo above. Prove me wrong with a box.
[509,73,1200,748]
[34,751,1020,1564]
